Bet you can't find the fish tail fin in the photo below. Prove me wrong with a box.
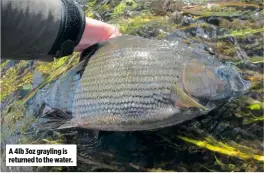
[34,104,75,131]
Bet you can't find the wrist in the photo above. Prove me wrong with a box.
[48,0,85,58]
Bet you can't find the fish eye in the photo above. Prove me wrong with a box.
[216,66,230,80]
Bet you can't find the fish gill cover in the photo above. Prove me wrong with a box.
[0,0,264,172]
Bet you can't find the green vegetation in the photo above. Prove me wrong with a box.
[219,28,264,38]
[178,136,263,161]
[116,14,166,34]
[113,0,137,15]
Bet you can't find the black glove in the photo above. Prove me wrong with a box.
[48,0,86,58]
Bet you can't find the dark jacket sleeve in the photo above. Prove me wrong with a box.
[1,0,85,61]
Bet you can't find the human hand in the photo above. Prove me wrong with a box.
[74,17,122,52]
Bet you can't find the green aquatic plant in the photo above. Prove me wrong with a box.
[181,1,261,17]
[88,0,97,7]
[246,71,263,86]
[1,103,32,142]
[218,28,264,38]
[147,168,175,172]
[182,5,240,17]
[178,136,264,162]
[242,116,264,125]
[35,56,69,75]
[177,22,212,31]
[98,3,111,13]
[84,0,96,17]
[211,155,258,172]
[18,53,79,105]
[216,1,261,8]
[248,56,264,64]
[249,103,263,111]
[229,18,263,30]
[116,13,165,34]
[0,61,33,101]
[113,0,137,15]
[0,60,10,68]
[216,42,236,58]
[0,53,78,107]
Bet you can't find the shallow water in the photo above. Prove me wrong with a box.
[1,0,264,172]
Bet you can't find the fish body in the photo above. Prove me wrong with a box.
[33,35,250,131]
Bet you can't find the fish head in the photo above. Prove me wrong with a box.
[182,57,251,103]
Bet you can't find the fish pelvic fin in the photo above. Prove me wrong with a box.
[34,104,76,131]
[170,84,208,111]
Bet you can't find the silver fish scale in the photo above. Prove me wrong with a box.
[72,36,191,129]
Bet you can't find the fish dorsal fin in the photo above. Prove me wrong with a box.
[170,84,208,111]
[79,43,100,62]
[34,104,74,130]
[41,104,72,119]
[70,59,86,75]
[76,43,101,77]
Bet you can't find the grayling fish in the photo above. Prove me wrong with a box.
[32,35,250,131]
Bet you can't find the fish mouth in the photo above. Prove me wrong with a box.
[223,63,251,97]
[230,71,251,97]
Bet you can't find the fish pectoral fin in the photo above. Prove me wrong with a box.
[34,104,74,131]
[170,84,208,111]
